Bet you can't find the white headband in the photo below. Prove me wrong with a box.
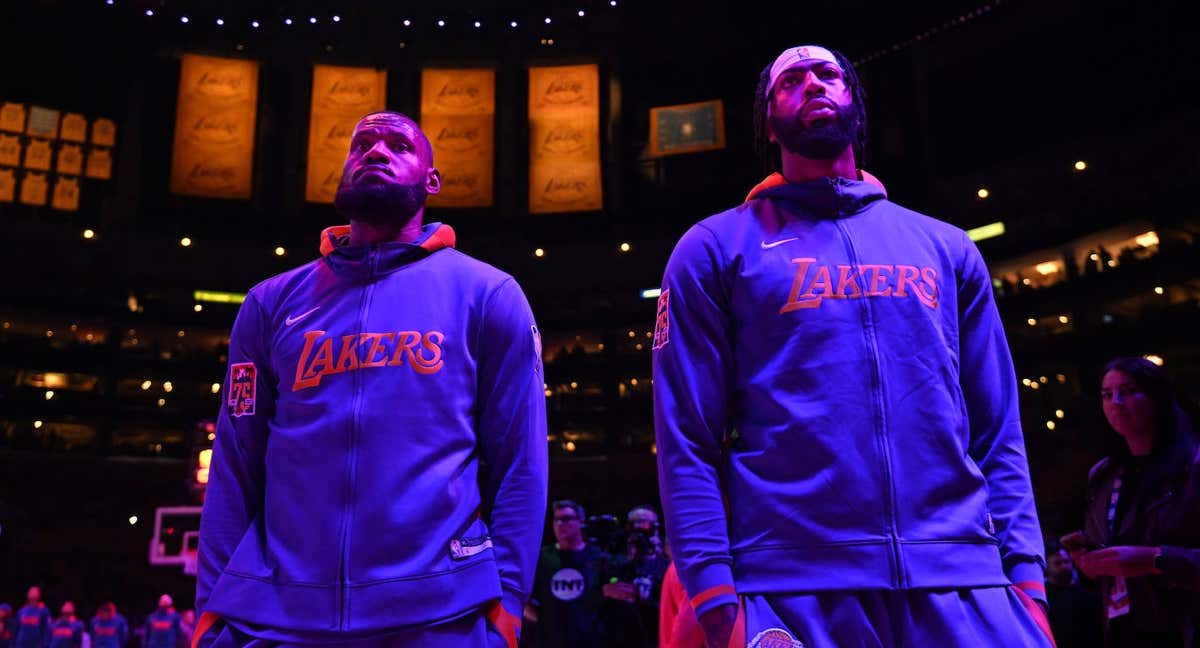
[767,45,841,94]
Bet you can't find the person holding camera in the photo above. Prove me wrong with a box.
[526,500,607,648]
[1062,357,1200,646]
[601,506,671,648]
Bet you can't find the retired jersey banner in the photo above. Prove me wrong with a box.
[305,64,387,203]
[170,54,259,199]
[26,106,60,139]
[23,139,52,171]
[57,143,83,175]
[649,99,726,157]
[0,168,14,202]
[0,134,20,166]
[92,118,116,147]
[19,171,47,206]
[61,113,87,142]
[421,68,495,208]
[51,176,80,211]
[528,64,602,213]
[86,147,112,180]
[0,103,25,133]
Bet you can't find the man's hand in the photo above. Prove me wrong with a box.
[698,603,737,648]
[601,581,637,603]
[1076,546,1161,579]
[522,603,538,623]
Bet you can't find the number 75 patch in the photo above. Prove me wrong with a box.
[228,362,257,417]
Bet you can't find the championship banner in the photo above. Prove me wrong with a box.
[0,134,19,166]
[51,176,80,212]
[421,68,495,207]
[92,118,116,147]
[170,53,259,199]
[57,144,83,175]
[528,64,602,213]
[85,147,112,180]
[0,103,24,133]
[305,64,387,203]
[19,171,47,206]
[648,99,726,157]
[23,139,51,171]
[0,168,14,202]
[61,113,87,142]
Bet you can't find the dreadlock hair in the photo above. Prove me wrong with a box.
[752,48,869,174]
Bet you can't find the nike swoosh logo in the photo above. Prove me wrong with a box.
[761,237,799,249]
[285,306,320,326]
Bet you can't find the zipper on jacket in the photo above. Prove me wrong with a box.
[832,197,904,589]
[337,248,378,630]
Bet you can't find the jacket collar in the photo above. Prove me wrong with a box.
[318,222,456,279]
[745,169,887,203]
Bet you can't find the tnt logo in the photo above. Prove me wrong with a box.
[228,362,257,417]
[652,289,670,350]
[550,567,585,601]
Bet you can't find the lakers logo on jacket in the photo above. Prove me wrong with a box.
[292,329,445,391]
[780,258,938,313]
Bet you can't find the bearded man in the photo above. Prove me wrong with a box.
[194,111,547,648]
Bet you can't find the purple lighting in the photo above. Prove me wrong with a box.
[309,17,317,24]
[180,16,189,24]
[215,18,224,26]
[251,20,260,28]
[332,15,341,23]
[144,8,153,16]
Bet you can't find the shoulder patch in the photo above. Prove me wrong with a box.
[652,289,670,350]
[228,362,257,417]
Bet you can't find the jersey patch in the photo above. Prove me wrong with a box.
[532,324,543,373]
[652,289,670,349]
[449,536,493,560]
[228,362,257,417]
[750,628,804,648]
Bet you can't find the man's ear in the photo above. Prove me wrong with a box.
[425,168,441,195]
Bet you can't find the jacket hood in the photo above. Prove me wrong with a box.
[745,169,887,203]
[318,222,456,257]
[744,174,886,218]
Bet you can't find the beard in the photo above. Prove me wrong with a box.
[769,100,860,160]
[333,172,427,225]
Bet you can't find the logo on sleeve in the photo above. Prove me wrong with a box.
[652,289,670,350]
[228,362,257,417]
[532,324,543,373]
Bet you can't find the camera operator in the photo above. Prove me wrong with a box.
[526,500,607,648]
[601,506,671,647]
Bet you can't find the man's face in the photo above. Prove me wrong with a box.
[158,595,172,610]
[27,587,40,603]
[61,603,74,618]
[1046,549,1075,585]
[333,113,439,225]
[768,60,860,160]
[628,508,658,533]
[552,506,583,546]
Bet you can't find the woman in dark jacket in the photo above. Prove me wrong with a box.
[1062,357,1200,646]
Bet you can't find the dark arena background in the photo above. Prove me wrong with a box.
[1,0,1197,631]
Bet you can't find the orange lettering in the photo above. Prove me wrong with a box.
[894,265,920,298]
[361,332,393,368]
[916,267,939,309]
[292,331,330,391]
[835,265,863,298]
[329,334,360,375]
[389,331,422,366]
[411,331,445,374]
[865,265,894,297]
[780,258,821,313]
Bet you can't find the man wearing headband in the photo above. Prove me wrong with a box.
[194,111,547,647]
[653,46,1053,647]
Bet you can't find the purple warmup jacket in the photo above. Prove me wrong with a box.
[653,176,1046,617]
[196,222,548,642]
